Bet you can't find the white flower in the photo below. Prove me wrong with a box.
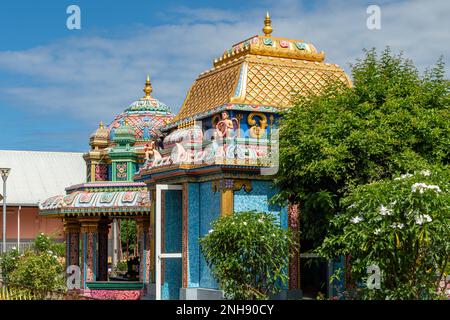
[428,185,441,193]
[258,219,264,223]
[390,222,404,229]
[380,205,393,216]
[272,233,276,237]
[420,170,431,176]
[395,173,413,180]
[412,183,441,194]
[351,216,363,224]
[208,229,214,234]
[243,222,247,226]
[374,228,381,235]
[11,246,16,250]
[415,214,432,225]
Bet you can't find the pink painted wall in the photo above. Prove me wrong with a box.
[0,206,64,241]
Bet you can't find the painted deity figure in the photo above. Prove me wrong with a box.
[144,141,156,160]
[216,111,238,139]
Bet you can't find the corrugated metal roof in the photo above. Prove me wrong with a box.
[0,150,86,206]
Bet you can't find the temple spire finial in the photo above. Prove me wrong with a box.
[143,74,153,99]
[263,11,273,36]
[99,121,104,129]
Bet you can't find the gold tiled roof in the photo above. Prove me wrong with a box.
[177,62,242,121]
[243,57,350,107]
[173,14,351,122]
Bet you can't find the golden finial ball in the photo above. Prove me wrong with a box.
[263,12,273,36]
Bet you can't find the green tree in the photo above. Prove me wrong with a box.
[318,167,450,299]
[200,211,293,300]
[273,48,450,247]
[120,219,137,257]
[0,234,65,298]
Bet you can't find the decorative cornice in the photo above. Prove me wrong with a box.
[79,218,101,233]
[212,179,252,192]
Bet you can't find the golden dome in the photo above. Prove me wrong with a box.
[89,121,109,148]
[172,13,351,123]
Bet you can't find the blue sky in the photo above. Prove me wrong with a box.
[0,0,449,152]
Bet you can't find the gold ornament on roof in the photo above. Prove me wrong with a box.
[143,75,153,99]
[99,121,104,129]
[263,12,273,36]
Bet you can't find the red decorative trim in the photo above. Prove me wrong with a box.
[288,203,300,289]
[84,289,143,300]
[182,183,188,288]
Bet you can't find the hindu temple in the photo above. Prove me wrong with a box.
[39,13,350,300]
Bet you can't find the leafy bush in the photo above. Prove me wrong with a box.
[318,167,450,299]
[34,233,65,257]
[0,248,20,283]
[7,250,65,296]
[113,261,128,273]
[1,234,65,297]
[200,211,293,300]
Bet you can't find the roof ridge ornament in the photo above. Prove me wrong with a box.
[263,11,273,36]
[143,75,153,99]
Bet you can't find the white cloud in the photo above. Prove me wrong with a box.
[0,0,448,130]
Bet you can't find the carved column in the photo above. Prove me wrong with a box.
[80,218,99,289]
[288,203,300,290]
[137,216,151,289]
[64,218,80,270]
[97,219,109,281]
[214,179,252,217]
[221,188,234,217]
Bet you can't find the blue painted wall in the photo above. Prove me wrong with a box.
[162,190,182,299]
[198,181,221,289]
[234,180,286,226]
[187,183,200,287]
[185,180,287,292]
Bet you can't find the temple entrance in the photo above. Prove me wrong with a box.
[155,184,183,300]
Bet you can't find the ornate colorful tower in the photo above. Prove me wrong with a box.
[135,13,351,300]
[40,76,174,299]
[83,76,174,182]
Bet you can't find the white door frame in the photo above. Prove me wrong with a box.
[155,184,183,300]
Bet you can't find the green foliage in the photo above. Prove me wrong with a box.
[34,233,65,257]
[7,250,65,296]
[120,219,137,255]
[200,211,294,300]
[34,233,52,252]
[0,249,20,283]
[318,166,450,299]
[114,261,128,273]
[1,234,65,296]
[274,48,450,247]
